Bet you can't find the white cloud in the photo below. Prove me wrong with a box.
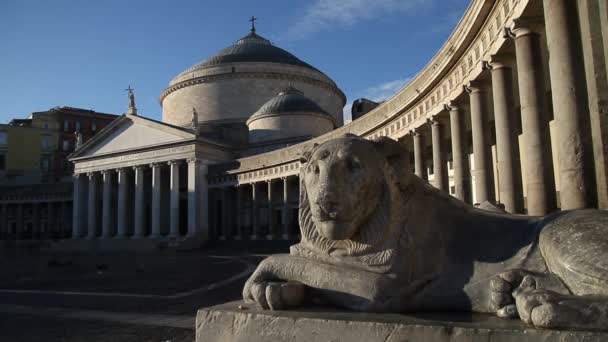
[287,0,429,39]
[343,77,410,121]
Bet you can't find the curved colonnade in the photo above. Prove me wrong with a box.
[206,0,608,240]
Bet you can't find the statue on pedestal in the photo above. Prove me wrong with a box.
[244,135,608,331]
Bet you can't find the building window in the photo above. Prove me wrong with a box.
[41,158,50,172]
[450,186,456,195]
[41,136,49,150]
[91,122,97,131]
[63,140,70,151]
[75,121,81,132]
[0,155,5,170]
[0,131,6,145]
[63,120,69,132]
[43,122,49,129]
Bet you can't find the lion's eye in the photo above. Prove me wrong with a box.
[308,162,319,174]
[345,157,361,172]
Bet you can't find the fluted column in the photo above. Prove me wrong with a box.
[251,183,259,240]
[168,160,181,238]
[116,168,129,238]
[71,173,86,238]
[150,163,162,238]
[235,185,242,239]
[429,118,448,191]
[133,165,145,238]
[447,104,471,203]
[466,82,492,204]
[282,177,290,240]
[509,24,556,215]
[267,180,274,240]
[544,0,591,209]
[487,60,524,213]
[101,170,114,238]
[87,172,99,239]
[411,129,427,181]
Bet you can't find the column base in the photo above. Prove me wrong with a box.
[282,234,291,240]
[219,235,226,240]
[266,234,274,240]
[250,235,259,240]
[234,235,242,240]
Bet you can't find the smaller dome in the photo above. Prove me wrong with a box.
[250,87,331,119]
[247,88,336,144]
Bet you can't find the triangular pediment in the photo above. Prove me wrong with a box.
[71,115,195,159]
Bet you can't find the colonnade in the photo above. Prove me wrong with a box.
[404,0,602,215]
[72,158,208,240]
[0,201,71,240]
[209,176,299,240]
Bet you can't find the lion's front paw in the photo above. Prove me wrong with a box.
[244,280,306,311]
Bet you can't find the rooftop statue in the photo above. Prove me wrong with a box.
[243,135,608,331]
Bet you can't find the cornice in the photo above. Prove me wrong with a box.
[159,71,346,105]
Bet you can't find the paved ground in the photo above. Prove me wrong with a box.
[0,241,293,342]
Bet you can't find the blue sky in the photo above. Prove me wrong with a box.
[0,0,469,124]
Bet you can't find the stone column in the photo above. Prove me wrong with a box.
[235,185,242,239]
[544,0,591,209]
[87,172,98,239]
[32,203,40,239]
[251,183,259,240]
[133,165,146,238]
[101,170,114,238]
[0,204,7,239]
[16,204,23,239]
[411,129,427,181]
[221,187,231,239]
[71,173,86,238]
[60,201,67,238]
[168,160,181,238]
[509,24,556,215]
[466,82,493,204]
[429,118,448,191]
[282,177,290,240]
[47,202,55,239]
[266,180,274,240]
[487,60,524,213]
[116,168,129,238]
[447,104,471,203]
[150,163,162,238]
[187,159,207,238]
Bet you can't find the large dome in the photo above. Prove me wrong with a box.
[160,29,345,132]
[178,31,320,75]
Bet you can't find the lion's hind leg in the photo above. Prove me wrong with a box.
[539,209,608,296]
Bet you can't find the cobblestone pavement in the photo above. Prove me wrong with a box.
[0,241,292,342]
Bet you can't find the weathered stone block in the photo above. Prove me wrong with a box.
[195,301,608,342]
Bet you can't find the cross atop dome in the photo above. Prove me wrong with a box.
[249,16,257,33]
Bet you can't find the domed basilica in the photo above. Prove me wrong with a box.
[67,23,346,246]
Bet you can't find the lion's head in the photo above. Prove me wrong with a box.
[292,134,415,272]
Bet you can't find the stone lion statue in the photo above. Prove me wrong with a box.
[243,135,608,331]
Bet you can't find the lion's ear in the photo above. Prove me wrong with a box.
[299,143,319,164]
[372,136,408,160]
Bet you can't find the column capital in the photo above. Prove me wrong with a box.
[505,17,544,39]
[186,158,201,164]
[426,117,440,126]
[464,80,484,94]
[444,102,459,111]
[149,162,163,168]
[86,172,97,178]
[115,167,128,173]
[167,159,183,166]
[132,164,146,171]
[409,129,419,136]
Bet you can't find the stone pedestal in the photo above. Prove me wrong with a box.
[196,301,607,342]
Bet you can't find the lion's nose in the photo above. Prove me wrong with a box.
[317,198,339,219]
